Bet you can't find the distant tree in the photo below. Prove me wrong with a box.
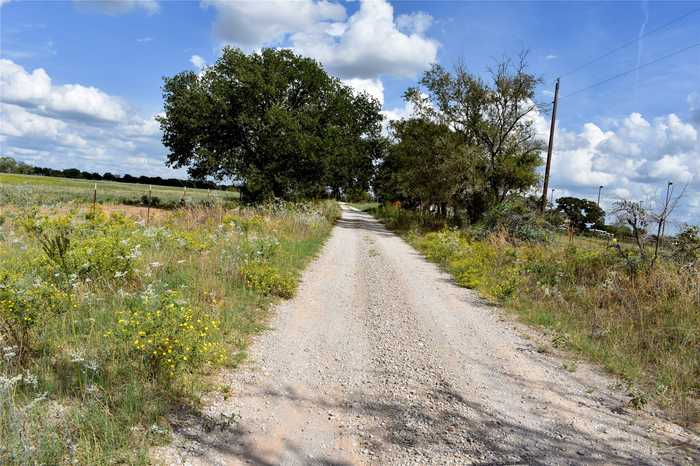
[62,168,82,179]
[612,200,649,257]
[159,47,382,202]
[0,156,33,174]
[556,196,605,230]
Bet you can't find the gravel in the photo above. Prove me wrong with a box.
[155,204,699,465]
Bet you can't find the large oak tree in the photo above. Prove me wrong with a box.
[158,47,382,202]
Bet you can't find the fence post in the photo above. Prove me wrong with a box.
[92,182,97,213]
[146,185,152,226]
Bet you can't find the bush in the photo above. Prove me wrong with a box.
[238,261,295,298]
[0,272,72,362]
[112,291,226,380]
[481,199,551,242]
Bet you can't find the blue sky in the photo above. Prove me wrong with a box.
[1,0,699,223]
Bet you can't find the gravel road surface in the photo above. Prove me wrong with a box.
[157,204,699,465]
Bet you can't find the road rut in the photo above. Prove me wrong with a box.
[157,205,698,465]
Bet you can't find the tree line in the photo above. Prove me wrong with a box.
[0,156,224,190]
[159,48,552,222]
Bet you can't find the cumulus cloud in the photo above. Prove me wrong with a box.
[189,55,206,72]
[396,12,433,35]
[203,0,346,49]
[0,60,175,177]
[73,0,159,15]
[0,59,128,123]
[341,78,384,105]
[538,104,700,224]
[204,0,439,85]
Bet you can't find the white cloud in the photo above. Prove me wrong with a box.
[0,103,66,139]
[396,12,433,35]
[291,0,439,79]
[203,0,346,49]
[204,0,439,80]
[0,59,128,123]
[545,54,558,60]
[0,0,11,7]
[341,78,384,105]
[190,55,206,72]
[136,37,153,43]
[73,0,159,15]
[540,104,700,224]
[0,60,176,177]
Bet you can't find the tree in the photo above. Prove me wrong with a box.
[158,47,382,202]
[556,196,605,231]
[671,225,700,266]
[612,200,649,257]
[375,118,467,212]
[400,53,544,220]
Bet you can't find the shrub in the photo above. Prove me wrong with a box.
[238,261,295,298]
[112,291,226,380]
[0,272,72,362]
[21,213,74,273]
[482,199,551,242]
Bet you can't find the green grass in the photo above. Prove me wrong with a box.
[0,173,239,208]
[348,202,379,212]
[371,204,699,428]
[0,200,339,464]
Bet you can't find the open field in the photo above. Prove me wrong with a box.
[0,173,238,208]
[0,197,338,464]
[371,204,700,428]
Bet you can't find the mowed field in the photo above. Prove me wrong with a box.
[0,173,238,208]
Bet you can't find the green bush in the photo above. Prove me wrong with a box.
[0,272,73,362]
[111,291,226,380]
[238,261,295,298]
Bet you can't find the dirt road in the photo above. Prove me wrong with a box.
[157,205,698,465]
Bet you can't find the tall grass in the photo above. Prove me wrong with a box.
[0,200,339,464]
[372,204,699,427]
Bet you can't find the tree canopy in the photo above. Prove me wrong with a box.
[375,54,544,221]
[556,196,605,230]
[158,47,383,202]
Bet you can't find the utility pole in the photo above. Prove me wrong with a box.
[541,78,560,212]
[597,185,604,207]
[550,188,556,208]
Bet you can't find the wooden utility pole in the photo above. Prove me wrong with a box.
[541,78,560,212]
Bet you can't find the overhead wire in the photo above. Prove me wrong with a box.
[560,41,700,99]
[557,6,700,79]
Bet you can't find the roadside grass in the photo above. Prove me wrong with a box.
[348,202,379,212]
[0,173,239,208]
[371,204,699,428]
[0,200,339,464]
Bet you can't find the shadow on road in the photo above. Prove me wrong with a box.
[165,370,698,465]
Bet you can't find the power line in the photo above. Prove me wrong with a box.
[558,6,700,79]
[561,41,700,99]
